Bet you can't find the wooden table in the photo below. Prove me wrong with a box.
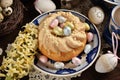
[0,0,120,80]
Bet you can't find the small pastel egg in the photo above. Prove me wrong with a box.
[57,16,66,23]
[84,23,90,31]
[84,44,92,54]
[88,7,104,25]
[65,22,74,30]
[0,48,3,55]
[39,55,48,63]
[53,26,63,36]
[63,26,71,36]
[0,13,4,23]
[59,23,65,28]
[50,19,59,28]
[72,57,81,66]
[54,62,65,69]
[87,32,94,42]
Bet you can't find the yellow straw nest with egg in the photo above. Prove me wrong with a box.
[0,0,24,36]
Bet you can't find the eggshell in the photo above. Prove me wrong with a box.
[0,0,13,8]
[0,48,3,55]
[84,44,92,54]
[39,55,48,63]
[95,53,118,73]
[72,57,81,66]
[54,62,65,69]
[88,7,104,25]
[34,0,56,13]
[87,32,94,42]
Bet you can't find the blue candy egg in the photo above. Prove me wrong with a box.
[63,26,71,36]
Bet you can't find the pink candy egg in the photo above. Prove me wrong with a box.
[72,57,81,66]
[39,55,48,63]
[87,32,94,42]
[50,19,59,28]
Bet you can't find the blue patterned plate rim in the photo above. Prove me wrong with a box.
[31,9,101,77]
[104,0,120,5]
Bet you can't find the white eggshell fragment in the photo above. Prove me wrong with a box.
[0,13,4,23]
[88,7,104,25]
[54,62,65,69]
[84,44,92,54]
[72,57,81,66]
[39,55,48,63]
[3,7,13,16]
[34,0,56,13]
[95,54,118,73]
[87,32,94,42]
[0,0,13,8]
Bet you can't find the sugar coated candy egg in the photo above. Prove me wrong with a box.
[63,26,71,36]
[57,16,66,23]
[65,22,74,30]
[39,55,48,63]
[88,7,104,25]
[72,57,81,66]
[87,32,94,42]
[84,44,92,54]
[53,26,63,36]
[50,19,59,28]
[84,23,90,31]
[54,62,65,69]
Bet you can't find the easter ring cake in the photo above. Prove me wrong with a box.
[38,11,87,61]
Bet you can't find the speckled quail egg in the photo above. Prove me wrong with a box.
[0,13,4,23]
[88,7,105,25]
[3,7,13,16]
[0,0,13,8]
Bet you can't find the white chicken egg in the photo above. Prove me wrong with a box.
[34,0,56,13]
[95,53,118,73]
[88,7,104,25]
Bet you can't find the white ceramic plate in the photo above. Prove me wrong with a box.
[32,9,101,77]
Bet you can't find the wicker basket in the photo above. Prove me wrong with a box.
[0,0,24,36]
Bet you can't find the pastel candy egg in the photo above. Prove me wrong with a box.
[65,22,74,30]
[57,16,66,23]
[72,57,81,66]
[63,26,71,36]
[39,55,48,63]
[53,26,63,36]
[54,62,65,69]
[84,23,90,31]
[87,32,94,42]
[59,23,65,28]
[84,44,92,54]
[50,19,59,28]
